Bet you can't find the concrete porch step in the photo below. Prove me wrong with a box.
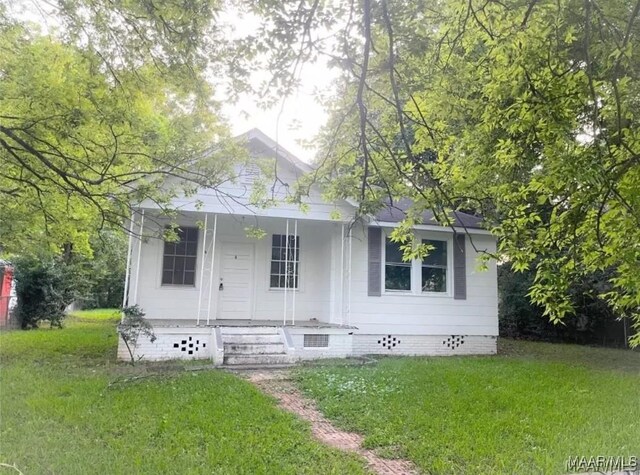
[223,334,282,345]
[223,353,293,366]
[224,343,285,355]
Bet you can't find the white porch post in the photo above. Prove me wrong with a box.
[340,223,345,325]
[347,228,353,327]
[283,219,290,326]
[206,214,218,325]
[196,213,208,326]
[292,219,298,326]
[121,211,136,321]
[132,209,145,306]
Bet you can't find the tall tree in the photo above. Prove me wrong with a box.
[0,1,239,257]
[244,0,640,345]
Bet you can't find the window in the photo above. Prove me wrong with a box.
[385,238,411,291]
[421,239,447,292]
[270,234,300,289]
[383,235,449,294]
[162,227,198,286]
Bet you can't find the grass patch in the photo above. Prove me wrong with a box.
[296,339,640,474]
[0,311,365,474]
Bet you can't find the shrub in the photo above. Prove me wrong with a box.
[499,264,630,347]
[117,305,156,365]
[13,255,91,328]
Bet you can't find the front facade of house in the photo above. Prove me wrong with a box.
[119,130,498,365]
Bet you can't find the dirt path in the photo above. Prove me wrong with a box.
[243,370,418,475]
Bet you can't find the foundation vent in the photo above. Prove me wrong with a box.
[304,334,329,348]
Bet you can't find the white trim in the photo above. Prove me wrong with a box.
[347,229,352,327]
[206,214,217,325]
[283,219,289,325]
[381,230,454,298]
[121,211,135,316]
[292,219,298,325]
[196,214,208,326]
[340,224,345,325]
[132,209,145,305]
[373,220,492,235]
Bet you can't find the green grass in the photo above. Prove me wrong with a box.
[296,340,640,475]
[0,311,365,474]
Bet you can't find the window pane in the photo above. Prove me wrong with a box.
[185,227,198,241]
[163,256,174,271]
[270,275,280,288]
[422,267,446,292]
[176,241,186,255]
[422,240,447,267]
[184,271,195,286]
[185,257,196,272]
[186,242,198,256]
[385,264,411,290]
[272,234,281,246]
[175,256,185,272]
[385,238,405,264]
[164,242,176,255]
[162,270,173,285]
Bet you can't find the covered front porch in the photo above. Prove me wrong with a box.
[121,209,357,360]
[124,210,356,326]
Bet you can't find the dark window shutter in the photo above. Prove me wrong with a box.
[453,234,467,300]
[368,227,382,296]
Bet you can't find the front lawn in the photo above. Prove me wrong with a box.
[0,311,365,474]
[296,341,640,474]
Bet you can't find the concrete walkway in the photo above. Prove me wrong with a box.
[243,370,417,475]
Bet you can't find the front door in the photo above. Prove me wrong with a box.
[218,242,253,320]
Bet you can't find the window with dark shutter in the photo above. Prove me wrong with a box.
[421,239,447,293]
[385,238,412,291]
[162,227,198,286]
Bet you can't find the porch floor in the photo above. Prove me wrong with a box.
[148,319,356,329]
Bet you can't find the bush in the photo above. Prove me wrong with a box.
[499,264,630,347]
[117,305,156,365]
[14,255,92,328]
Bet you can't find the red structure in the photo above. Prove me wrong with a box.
[0,263,15,327]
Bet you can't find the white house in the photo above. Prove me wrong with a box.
[119,129,498,365]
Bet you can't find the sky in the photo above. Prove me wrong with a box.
[12,1,336,164]
[218,11,337,164]
[221,60,335,164]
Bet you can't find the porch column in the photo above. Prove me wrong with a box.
[196,214,209,326]
[132,209,145,306]
[206,214,218,325]
[328,223,346,325]
[121,210,136,321]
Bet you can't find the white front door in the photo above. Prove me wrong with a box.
[218,242,253,320]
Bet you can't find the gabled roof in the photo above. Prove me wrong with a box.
[238,129,486,231]
[238,128,312,175]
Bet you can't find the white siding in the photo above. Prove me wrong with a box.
[347,226,499,336]
[140,154,355,223]
[130,213,339,322]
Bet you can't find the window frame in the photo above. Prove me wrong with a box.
[160,226,199,287]
[381,231,453,297]
[383,237,412,292]
[269,234,301,290]
[420,239,448,294]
